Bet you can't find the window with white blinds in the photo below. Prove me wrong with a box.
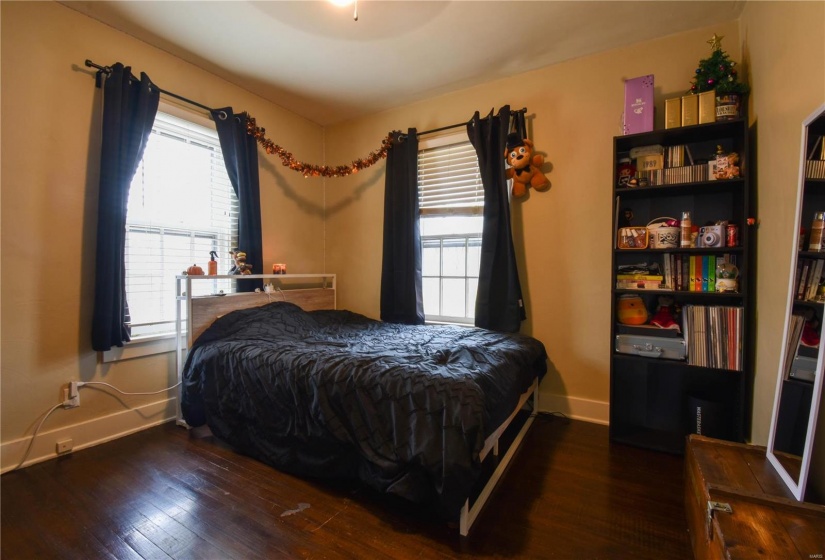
[418,133,484,324]
[125,111,238,337]
[418,139,484,216]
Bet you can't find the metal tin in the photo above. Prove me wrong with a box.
[726,223,739,247]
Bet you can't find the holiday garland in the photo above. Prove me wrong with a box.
[246,116,395,178]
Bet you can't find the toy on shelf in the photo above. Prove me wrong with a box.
[617,294,649,325]
[229,248,253,275]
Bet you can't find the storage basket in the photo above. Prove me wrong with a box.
[647,217,680,249]
[617,227,649,249]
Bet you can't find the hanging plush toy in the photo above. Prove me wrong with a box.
[504,133,550,198]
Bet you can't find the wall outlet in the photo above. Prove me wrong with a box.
[62,385,80,408]
[56,439,73,454]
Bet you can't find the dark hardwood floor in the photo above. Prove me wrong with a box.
[1,416,691,559]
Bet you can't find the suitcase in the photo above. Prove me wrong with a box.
[615,334,686,360]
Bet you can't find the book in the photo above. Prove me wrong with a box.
[615,274,664,280]
[708,255,716,292]
[702,255,709,292]
[616,280,665,290]
[797,259,811,299]
[689,256,696,292]
[623,75,654,135]
[807,259,824,300]
[676,254,683,291]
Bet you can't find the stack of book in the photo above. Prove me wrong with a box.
[682,305,744,371]
[657,253,738,292]
[794,258,825,301]
[615,273,664,290]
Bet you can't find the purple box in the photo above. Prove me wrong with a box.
[623,75,654,135]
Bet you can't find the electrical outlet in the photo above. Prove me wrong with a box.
[56,439,73,454]
[62,385,80,408]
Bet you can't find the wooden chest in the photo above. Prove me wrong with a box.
[685,434,825,559]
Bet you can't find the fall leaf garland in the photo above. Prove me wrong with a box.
[246,116,395,178]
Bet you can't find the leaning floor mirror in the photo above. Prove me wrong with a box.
[767,102,825,501]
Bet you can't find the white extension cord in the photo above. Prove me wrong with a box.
[11,380,181,471]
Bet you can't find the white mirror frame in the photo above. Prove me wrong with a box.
[767,102,825,501]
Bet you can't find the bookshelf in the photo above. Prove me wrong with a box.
[610,117,753,454]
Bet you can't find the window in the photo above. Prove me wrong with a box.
[125,110,238,338]
[418,133,483,324]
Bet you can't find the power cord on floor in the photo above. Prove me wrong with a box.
[10,380,181,472]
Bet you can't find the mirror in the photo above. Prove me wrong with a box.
[767,103,825,501]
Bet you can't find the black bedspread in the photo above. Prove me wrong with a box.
[181,302,547,516]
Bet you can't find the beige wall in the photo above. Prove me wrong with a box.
[325,22,746,417]
[0,2,325,459]
[740,0,825,496]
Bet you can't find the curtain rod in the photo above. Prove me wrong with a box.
[400,107,527,140]
[85,59,216,114]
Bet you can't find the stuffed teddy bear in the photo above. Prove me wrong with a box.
[229,249,253,275]
[504,133,550,198]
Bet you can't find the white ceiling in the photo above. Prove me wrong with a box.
[63,1,746,126]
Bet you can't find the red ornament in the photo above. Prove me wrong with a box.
[707,79,715,86]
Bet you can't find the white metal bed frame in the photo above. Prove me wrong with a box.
[174,273,539,537]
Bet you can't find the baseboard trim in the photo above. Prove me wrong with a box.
[1,397,176,474]
[540,393,610,425]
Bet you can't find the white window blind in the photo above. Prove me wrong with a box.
[125,111,238,337]
[418,134,484,324]
[418,140,484,216]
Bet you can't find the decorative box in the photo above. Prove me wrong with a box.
[681,94,699,126]
[698,91,716,124]
[623,75,654,135]
[665,98,681,129]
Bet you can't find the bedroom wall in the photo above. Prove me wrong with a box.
[323,21,744,425]
[0,1,325,470]
[325,7,824,440]
[739,0,825,494]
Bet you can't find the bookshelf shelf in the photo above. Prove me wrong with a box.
[610,116,753,453]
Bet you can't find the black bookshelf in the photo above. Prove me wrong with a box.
[610,117,753,453]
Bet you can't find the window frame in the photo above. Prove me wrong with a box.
[103,101,235,362]
[418,131,484,326]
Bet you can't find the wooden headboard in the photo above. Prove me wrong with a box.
[189,287,335,344]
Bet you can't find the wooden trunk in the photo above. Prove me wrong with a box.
[685,434,825,559]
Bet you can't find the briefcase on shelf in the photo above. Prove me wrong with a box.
[615,334,686,360]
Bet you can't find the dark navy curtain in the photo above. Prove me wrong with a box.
[212,107,263,292]
[92,63,159,351]
[467,106,526,332]
[380,129,425,324]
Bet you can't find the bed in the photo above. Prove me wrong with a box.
[175,274,547,536]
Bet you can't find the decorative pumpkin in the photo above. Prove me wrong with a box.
[617,294,648,325]
[186,264,205,276]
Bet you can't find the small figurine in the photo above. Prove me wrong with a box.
[229,248,253,275]
[619,208,634,228]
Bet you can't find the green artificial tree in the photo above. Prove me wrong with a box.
[688,34,749,95]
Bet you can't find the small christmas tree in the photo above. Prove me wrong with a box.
[688,34,749,95]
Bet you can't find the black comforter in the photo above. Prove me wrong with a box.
[181,302,547,516]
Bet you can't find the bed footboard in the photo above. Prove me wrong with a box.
[459,378,539,537]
